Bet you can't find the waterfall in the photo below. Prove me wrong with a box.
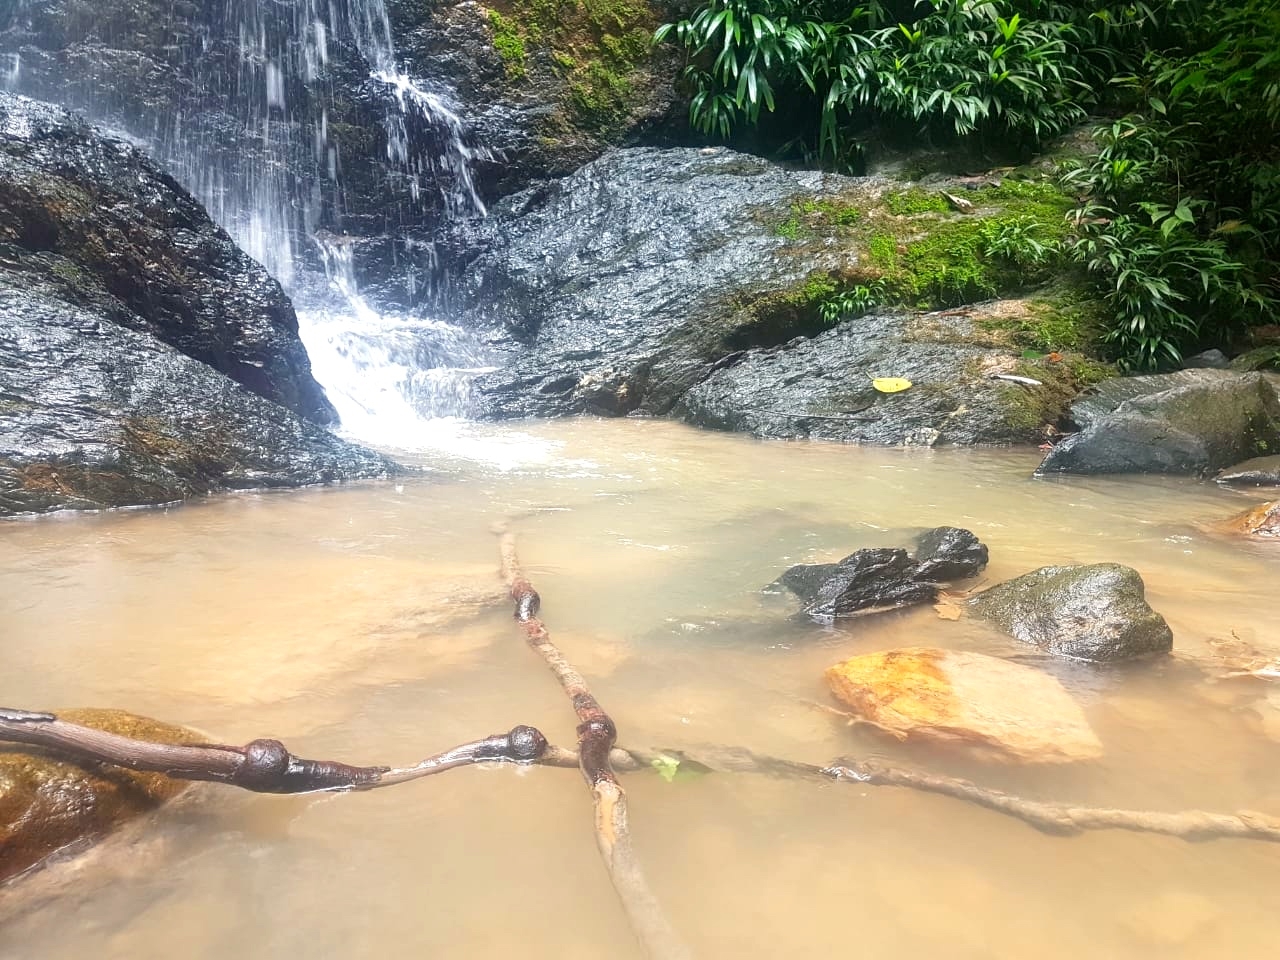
[3,0,500,441]
[295,235,496,448]
[1,0,489,284]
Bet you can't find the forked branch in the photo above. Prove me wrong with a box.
[497,526,691,960]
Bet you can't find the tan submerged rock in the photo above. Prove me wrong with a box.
[1222,500,1280,538]
[0,708,201,885]
[824,648,1102,763]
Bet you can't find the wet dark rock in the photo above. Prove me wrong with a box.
[0,281,398,516]
[386,0,686,196]
[0,709,198,885]
[1,0,686,281]
[1037,370,1280,476]
[970,563,1173,662]
[914,526,990,581]
[0,92,333,422]
[799,549,937,621]
[0,0,421,256]
[1216,455,1280,487]
[769,526,988,622]
[442,147,1052,443]
[0,94,397,517]
[768,562,842,602]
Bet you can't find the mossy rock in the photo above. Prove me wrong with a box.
[0,709,201,884]
[971,564,1173,662]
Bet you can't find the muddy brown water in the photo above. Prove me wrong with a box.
[2,419,1279,959]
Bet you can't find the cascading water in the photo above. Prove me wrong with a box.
[295,234,497,449]
[2,0,503,448]
[1,0,489,284]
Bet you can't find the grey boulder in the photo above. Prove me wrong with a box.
[1036,370,1280,476]
[970,563,1173,662]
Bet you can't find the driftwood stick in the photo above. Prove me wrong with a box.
[538,736,1280,845]
[497,528,690,960]
[0,708,547,794]
[822,758,1280,842]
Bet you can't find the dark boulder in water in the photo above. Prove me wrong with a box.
[769,526,989,622]
[0,94,397,516]
[0,282,398,516]
[914,526,990,581]
[1215,455,1280,487]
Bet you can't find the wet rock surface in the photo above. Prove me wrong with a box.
[0,284,398,516]
[970,563,1173,662]
[770,526,988,621]
[1037,370,1280,476]
[1216,455,1280,487]
[0,94,397,517]
[795,549,939,621]
[0,0,685,273]
[913,526,989,581]
[0,709,198,885]
[386,0,685,196]
[824,648,1103,763]
[0,0,427,252]
[0,92,333,422]
[443,147,1056,443]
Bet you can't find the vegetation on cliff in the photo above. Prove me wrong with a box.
[657,0,1280,370]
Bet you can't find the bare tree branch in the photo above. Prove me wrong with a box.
[497,526,691,960]
[0,709,547,794]
[541,739,1280,845]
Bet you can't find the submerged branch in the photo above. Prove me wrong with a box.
[541,738,1280,845]
[497,526,691,960]
[0,708,547,794]
[822,758,1280,842]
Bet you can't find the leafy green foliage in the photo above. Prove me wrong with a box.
[820,280,885,322]
[658,0,1279,370]
[1061,0,1280,369]
[653,1,1157,166]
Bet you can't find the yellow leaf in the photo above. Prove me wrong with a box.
[872,377,913,393]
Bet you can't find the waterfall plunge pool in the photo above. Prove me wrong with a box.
[1,418,1278,958]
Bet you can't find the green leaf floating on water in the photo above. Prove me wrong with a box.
[651,753,682,782]
[650,751,712,783]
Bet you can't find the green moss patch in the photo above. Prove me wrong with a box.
[485,0,658,135]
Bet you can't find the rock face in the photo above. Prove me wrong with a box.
[770,526,988,621]
[0,0,685,287]
[0,94,397,516]
[0,709,198,885]
[1037,370,1280,476]
[824,648,1103,763]
[386,0,685,195]
[970,564,1174,662]
[443,147,1078,443]
[1216,455,1280,487]
[0,92,333,422]
[1221,501,1280,539]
